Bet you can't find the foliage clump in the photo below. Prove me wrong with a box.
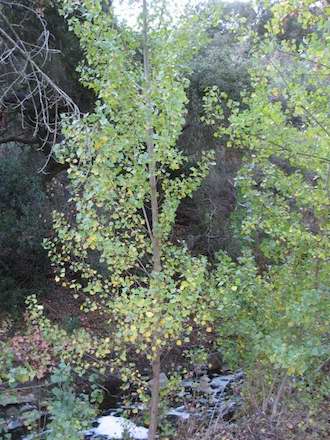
[0,296,98,439]
[203,0,330,420]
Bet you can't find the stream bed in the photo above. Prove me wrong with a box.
[1,370,243,439]
[85,370,244,439]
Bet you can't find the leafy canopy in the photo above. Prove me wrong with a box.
[204,0,330,376]
[45,0,215,392]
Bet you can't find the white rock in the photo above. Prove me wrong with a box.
[167,406,190,420]
[86,415,148,439]
[211,371,244,392]
[210,375,233,391]
[196,375,213,394]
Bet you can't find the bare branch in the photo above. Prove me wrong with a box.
[0,0,81,177]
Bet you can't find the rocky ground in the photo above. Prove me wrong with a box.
[1,368,244,439]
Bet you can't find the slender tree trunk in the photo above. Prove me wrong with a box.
[148,351,161,440]
[142,1,162,438]
[271,373,288,420]
[142,0,161,274]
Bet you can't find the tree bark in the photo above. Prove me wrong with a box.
[148,351,161,440]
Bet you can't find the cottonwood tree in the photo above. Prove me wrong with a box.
[45,0,214,437]
[204,0,329,409]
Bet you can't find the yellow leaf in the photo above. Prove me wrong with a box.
[94,135,108,150]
